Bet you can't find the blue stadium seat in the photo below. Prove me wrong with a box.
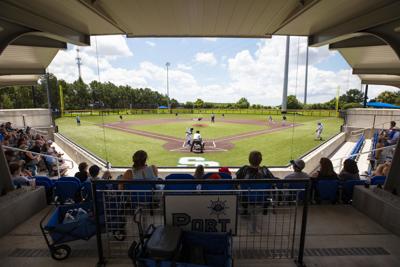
[371,176,386,185]
[342,180,366,203]
[54,181,81,204]
[34,176,54,186]
[240,183,272,203]
[60,176,81,185]
[316,180,339,203]
[165,173,194,180]
[125,183,154,204]
[204,172,232,179]
[288,182,307,201]
[81,181,93,201]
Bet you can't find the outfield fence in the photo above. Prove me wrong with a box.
[63,108,338,117]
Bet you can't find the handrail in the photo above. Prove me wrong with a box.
[2,145,74,178]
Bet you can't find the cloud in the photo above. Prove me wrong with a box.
[195,52,217,65]
[145,41,156,47]
[177,64,192,71]
[47,35,398,106]
[202,37,218,42]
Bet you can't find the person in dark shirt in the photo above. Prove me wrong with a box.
[339,159,360,181]
[311,157,338,180]
[75,162,89,182]
[236,151,274,180]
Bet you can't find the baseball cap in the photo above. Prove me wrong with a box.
[290,159,305,170]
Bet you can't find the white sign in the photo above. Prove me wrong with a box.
[164,194,237,234]
[177,157,219,167]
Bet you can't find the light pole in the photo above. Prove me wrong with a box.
[166,62,170,112]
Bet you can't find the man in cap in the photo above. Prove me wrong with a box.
[284,159,309,179]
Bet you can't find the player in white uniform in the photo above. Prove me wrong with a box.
[315,122,323,140]
[185,128,193,146]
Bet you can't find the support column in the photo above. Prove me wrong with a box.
[304,43,309,105]
[282,36,290,113]
[384,140,400,195]
[363,84,369,108]
[45,73,54,126]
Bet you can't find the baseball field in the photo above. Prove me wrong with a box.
[55,113,343,167]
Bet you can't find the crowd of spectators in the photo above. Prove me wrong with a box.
[1,122,69,187]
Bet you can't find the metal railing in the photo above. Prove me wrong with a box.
[2,145,74,178]
[331,144,396,172]
[91,178,310,266]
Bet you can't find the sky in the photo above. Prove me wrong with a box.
[47,35,398,106]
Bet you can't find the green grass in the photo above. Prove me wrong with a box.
[131,120,266,139]
[56,114,343,167]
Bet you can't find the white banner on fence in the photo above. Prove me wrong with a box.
[164,194,237,234]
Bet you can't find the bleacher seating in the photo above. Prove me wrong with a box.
[54,181,81,204]
[341,180,366,203]
[316,180,339,203]
[165,174,194,180]
[348,134,365,161]
[371,176,386,186]
[204,172,232,179]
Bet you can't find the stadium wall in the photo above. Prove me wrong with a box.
[346,108,400,129]
[0,108,52,128]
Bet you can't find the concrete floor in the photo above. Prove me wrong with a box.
[0,205,399,267]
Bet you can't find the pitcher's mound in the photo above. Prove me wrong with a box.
[192,123,208,127]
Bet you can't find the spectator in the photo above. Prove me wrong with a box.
[20,143,40,176]
[385,128,399,146]
[284,159,309,179]
[208,173,222,179]
[236,151,274,180]
[9,162,30,188]
[89,165,101,180]
[373,161,391,177]
[311,158,338,180]
[339,159,360,181]
[194,165,204,179]
[219,167,232,177]
[122,150,158,180]
[75,162,89,182]
[101,170,112,180]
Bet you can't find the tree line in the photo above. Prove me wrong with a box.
[0,75,398,110]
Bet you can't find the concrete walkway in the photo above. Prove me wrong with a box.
[0,205,399,267]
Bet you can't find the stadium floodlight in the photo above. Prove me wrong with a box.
[166,62,171,111]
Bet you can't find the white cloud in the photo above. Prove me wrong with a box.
[177,64,192,71]
[195,52,217,65]
[47,35,398,106]
[202,38,218,42]
[145,41,156,47]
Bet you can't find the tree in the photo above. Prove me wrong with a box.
[342,89,364,103]
[194,98,204,108]
[375,91,400,104]
[287,95,303,109]
[236,97,250,108]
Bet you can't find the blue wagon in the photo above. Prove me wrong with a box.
[40,202,98,260]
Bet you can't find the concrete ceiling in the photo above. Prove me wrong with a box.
[0,0,399,88]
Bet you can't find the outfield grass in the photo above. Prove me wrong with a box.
[56,114,343,167]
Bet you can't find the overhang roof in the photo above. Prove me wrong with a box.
[0,0,399,88]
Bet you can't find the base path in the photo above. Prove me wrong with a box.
[102,119,301,153]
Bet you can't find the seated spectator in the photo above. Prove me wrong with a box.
[20,143,41,176]
[89,165,101,180]
[385,128,399,146]
[373,161,391,177]
[219,167,232,176]
[236,151,274,179]
[9,162,30,188]
[101,170,112,180]
[75,162,89,182]
[122,150,158,180]
[310,157,338,180]
[339,159,360,181]
[208,173,222,179]
[284,159,309,179]
[194,165,204,179]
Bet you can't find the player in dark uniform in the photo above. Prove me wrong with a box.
[211,113,215,123]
